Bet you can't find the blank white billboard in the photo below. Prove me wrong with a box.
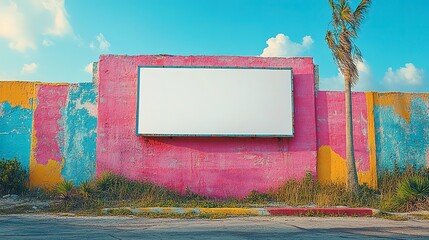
[137,67,293,137]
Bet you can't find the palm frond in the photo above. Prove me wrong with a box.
[329,0,341,30]
[354,0,372,28]
[325,0,371,88]
[352,42,363,63]
[340,5,354,24]
[325,31,337,51]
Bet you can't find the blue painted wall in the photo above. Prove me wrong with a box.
[374,93,429,172]
[0,102,33,170]
[61,83,98,185]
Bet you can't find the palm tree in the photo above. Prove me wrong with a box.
[325,0,372,192]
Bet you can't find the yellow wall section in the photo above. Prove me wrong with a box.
[317,146,376,188]
[317,146,346,184]
[29,159,64,189]
[365,92,378,188]
[0,81,34,109]
[29,124,65,189]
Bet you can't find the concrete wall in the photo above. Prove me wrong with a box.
[316,91,429,187]
[96,55,317,198]
[1,55,428,197]
[0,82,34,170]
[316,91,377,188]
[0,81,97,189]
[373,93,429,172]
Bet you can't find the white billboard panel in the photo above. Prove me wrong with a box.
[137,67,293,137]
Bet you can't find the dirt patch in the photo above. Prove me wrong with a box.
[0,194,52,214]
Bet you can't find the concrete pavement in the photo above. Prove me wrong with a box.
[0,214,428,239]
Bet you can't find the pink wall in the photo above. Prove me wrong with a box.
[30,84,69,188]
[33,84,69,165]
[317,91,370,168]
[96,55,317,198]
[316,91,377,187]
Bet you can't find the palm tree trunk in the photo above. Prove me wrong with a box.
[344,80,359,193]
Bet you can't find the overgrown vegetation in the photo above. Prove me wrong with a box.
[43,166,429,214]
[49,173,244,212]
[271,172,378,208]
[378,165,429,212]
[1,157,428,216]
[0,158,28,195]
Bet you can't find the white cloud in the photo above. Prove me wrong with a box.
[40,0,72,36]
[260,34,313,57]
[84,62,93,74]
[0,0,73,52]
[383,63,424,89]
[320,59,374,91]
[42,39,54,46]
[96,33,110,52]
[21,63,38,74]
[89,42,95,49]
[0,1,35,52]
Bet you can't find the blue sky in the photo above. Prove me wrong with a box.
[0,0,428,92]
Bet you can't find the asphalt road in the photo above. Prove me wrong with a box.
[0,214,428,239]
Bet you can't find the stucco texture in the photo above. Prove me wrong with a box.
[0,82,34,170]
[316,91,377,188]
[2,55,429,198]
[29,83,97,188]
[373,92,429,172]
[96,55,317,198]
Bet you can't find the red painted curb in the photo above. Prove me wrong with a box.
[267,208,373,216]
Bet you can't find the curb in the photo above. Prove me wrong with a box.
[267,207,373,216]
[102,207,373,216]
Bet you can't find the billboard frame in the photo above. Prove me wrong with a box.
[136,66,294,137]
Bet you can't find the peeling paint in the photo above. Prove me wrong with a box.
[0,82,34,109]
[375,93,426,124]
[374,93,429,172]
[32,84,68,165]
[61,83,97,185]
[1,57,428,197]
[27,83,97,188]
[0,82,34,169]
[316,91,376,188]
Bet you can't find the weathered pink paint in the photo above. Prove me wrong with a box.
[316,91,370,171]
[33,84,69,164]
[96,55,317,198]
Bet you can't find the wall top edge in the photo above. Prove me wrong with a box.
[99,54,314,61]
[318,90,429,94]
[0,81,95,86]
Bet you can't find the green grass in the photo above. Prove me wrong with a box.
[378,165,429,212]
[373,211,409,221]
[3,164,427,216]
[42,167,428,214]
[102,208,235,219]
[42,171,373,214]
[410,214,429,220]
[270,172,379,208]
